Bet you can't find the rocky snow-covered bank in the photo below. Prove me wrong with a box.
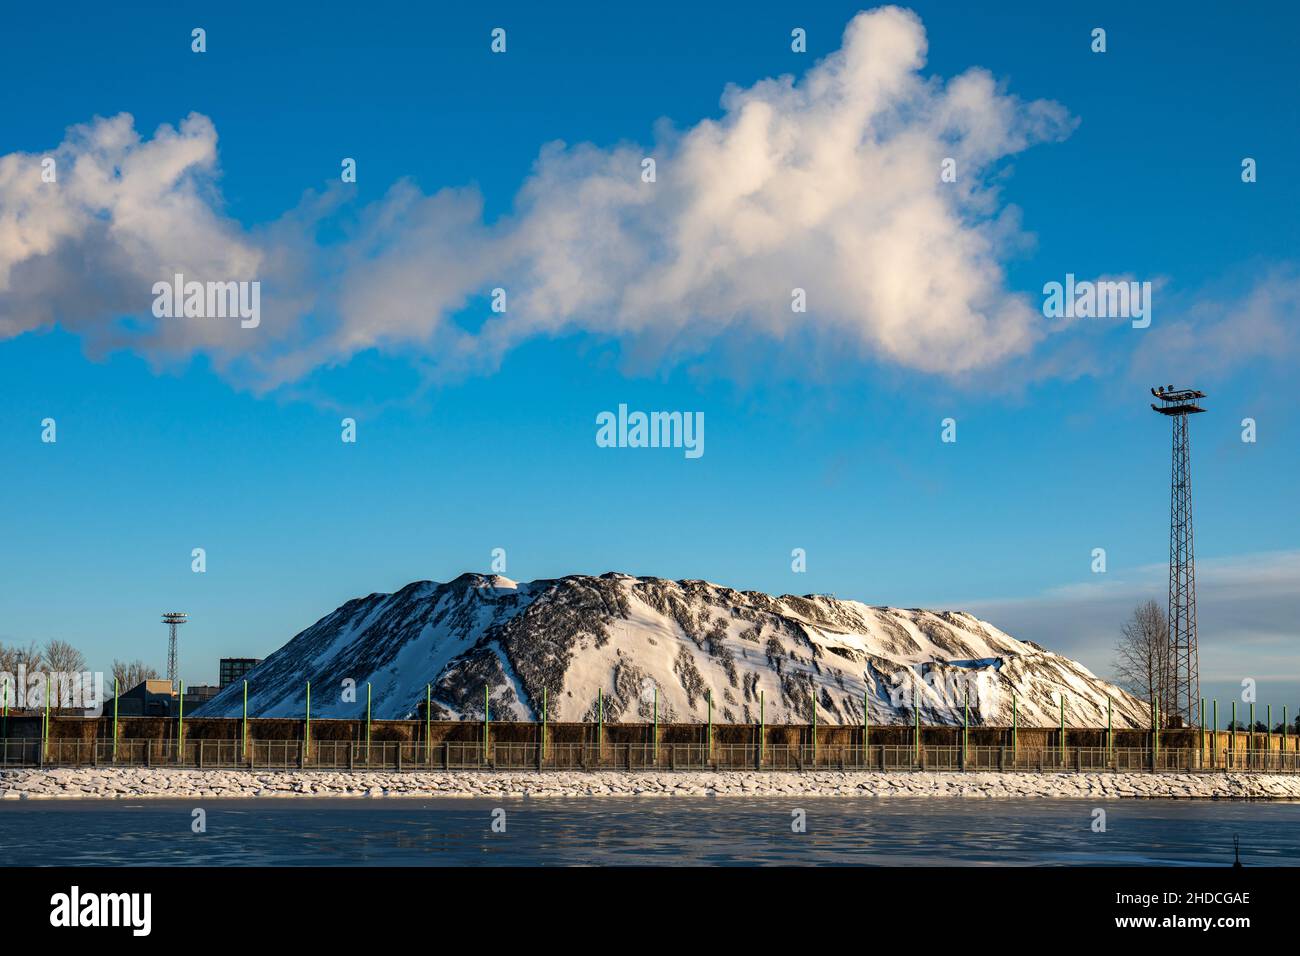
[4,768,1300,800]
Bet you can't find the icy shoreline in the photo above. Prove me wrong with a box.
[4,767,1300,801]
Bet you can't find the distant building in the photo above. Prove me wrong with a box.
[184,684,219,707]
[110,679,178,717]
[110,680,220,717]
[219,658,262,689]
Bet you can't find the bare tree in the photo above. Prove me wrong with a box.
[42,639,89,707]
[1112,600,1172,726]
[111,659,160,692]
[0,644,18,708]
[43,639,85,673]
[0,642,51,709]
[0,641,45,673]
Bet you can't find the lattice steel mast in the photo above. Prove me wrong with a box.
[161,612,188,686]
[1150,386,1206,725]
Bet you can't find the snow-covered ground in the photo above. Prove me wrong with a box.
[5,767,1300,800]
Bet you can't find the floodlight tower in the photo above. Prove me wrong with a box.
[161,612,188,686]
[1150,385,1206,726]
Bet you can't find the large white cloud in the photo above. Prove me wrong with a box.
[0,112,262,355]
[0,7,1077,389]
[491,7,1075,377]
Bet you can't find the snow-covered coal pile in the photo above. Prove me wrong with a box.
[198,573,1148,728]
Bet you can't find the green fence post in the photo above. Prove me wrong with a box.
[1268,705,1275,760]
[1250,702,1256,765]
[1212,698,1218,768]
[653,688,659,762]
[1107,696,1113,761]
[1153,694,1159,767]
[242,680,248,759]
[1059,694,1066,767]
[962,689,969,769]
[305,680,311,755]
[112,677,119,761]
[1012,694,1018,760]
[863,692,869,767]
[707,691,717,759]
[1284,706,1289,761]
[759,690,765,768]
[484,684,490,762]
[43,675,50,760]
[913,689,920,765]
[425,683,432,762]
[1200,697,1206,765]
[366,682,372,760]
[812,691,817,766]
[542,686,548,761]
[178,680,184,764]
[1231,701,1237,760]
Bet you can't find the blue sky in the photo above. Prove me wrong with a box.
[1,0,1297,709]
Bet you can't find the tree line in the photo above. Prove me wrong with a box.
[0,640,159,707]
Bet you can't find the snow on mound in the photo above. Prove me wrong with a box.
[197,573,1148,729]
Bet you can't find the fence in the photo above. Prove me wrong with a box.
[6,737,1300,773]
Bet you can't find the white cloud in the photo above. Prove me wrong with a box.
[0,113,262,357]
[2,7,1079,389]
[497,11,1074,370]
[1129,266,1300,385]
